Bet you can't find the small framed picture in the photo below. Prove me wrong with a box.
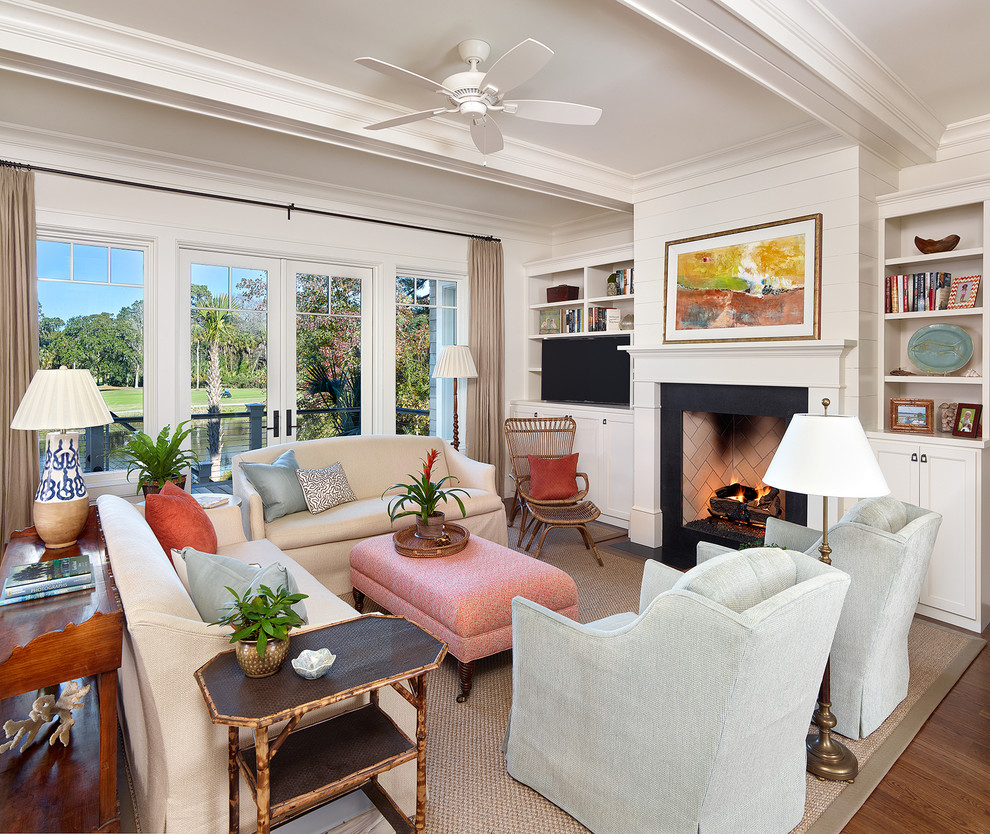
[951,402,982,438]
[946,274,981,309]
[889,398,934,433]
[539,309,561,335]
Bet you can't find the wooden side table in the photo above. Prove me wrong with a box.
[195,614,446,834]
[0,507,124,833]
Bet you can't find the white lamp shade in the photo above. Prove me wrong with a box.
[11,367,113,431]
[433,345,478,380]
[763,413,889,499]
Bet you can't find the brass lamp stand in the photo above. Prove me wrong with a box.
[807,491,859,782]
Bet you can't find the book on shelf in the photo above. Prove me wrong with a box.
[2,554,93,601]
[885,272,951,313]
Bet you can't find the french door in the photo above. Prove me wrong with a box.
[181,250,371,478]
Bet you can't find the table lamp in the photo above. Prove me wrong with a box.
[762,397,889,781]
[432,345,478,451]
[10,366,114,548]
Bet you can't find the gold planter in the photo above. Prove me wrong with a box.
[235,637,290,678]
[415,512,445,539]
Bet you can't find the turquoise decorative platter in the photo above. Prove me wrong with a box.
[907,324,973,374]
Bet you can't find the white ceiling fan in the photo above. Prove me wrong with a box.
[355,38,602,155]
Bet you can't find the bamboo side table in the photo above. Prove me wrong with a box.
[195,614,446,834]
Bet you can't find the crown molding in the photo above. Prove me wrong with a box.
[0,122,572,244]
[0,0,634,209]
[938,114,990,161]
[616,0,942,167]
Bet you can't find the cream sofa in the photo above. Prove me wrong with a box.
[96,494,415,834]
[232,435,508,595]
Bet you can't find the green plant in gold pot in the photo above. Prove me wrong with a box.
[120,421,199,496]
[209,584,309,677]
[383,448,470,539]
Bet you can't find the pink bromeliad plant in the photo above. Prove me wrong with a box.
[383,448,470,524]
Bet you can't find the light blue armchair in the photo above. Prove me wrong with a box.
[697,496,941,738]
[504,548,850,834]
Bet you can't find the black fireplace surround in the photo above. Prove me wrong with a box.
[661,383,809,569]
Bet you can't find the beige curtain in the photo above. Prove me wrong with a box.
[466,238,506,493]
[1,167,39,542]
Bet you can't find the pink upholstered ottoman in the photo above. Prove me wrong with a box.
[350,533,579,701]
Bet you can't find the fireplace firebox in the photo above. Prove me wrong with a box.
[661,383,808,568]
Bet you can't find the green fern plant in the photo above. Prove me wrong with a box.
[120,421,199,494]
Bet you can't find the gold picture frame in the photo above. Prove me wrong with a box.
[663,214,822,343]
[889,398,934,433]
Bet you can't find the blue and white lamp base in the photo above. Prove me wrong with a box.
[34,431,90,549]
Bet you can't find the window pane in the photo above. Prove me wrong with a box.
[296,273,328,314]
[232,268,267,310]
[332,277,362,316]
[396,276,415,305]
[37,240,70,280]
[110,248,144,285]
[75,244,109,283]
[36,239,145,475]
[190,263,230,301]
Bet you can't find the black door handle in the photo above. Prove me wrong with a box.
[920,453,927,463]
[286,409,297,437]
[267,409,280,438]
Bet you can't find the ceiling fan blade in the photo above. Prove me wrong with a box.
[365,108,451,130]
[355,57,455,96]
[471,117,504,155]
[503,100,603,125]
[480,38,553,94]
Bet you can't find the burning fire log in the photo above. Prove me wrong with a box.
[708,483,782,526]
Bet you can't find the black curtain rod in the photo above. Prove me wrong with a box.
[2,159,500,242]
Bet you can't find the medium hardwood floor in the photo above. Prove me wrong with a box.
[844,617,990,833]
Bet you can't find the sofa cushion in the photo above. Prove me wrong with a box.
[296,462,357,514]
[145,482,218,560]
[241,449,308,522]
[179,547,309,624]
[527,454,579,500]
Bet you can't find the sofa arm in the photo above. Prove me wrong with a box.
[765,517,823,553]
[638,559,683,613]
[443,442,497,493]
[205,504,248,546]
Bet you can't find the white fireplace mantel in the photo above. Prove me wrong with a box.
[623,339,856,549]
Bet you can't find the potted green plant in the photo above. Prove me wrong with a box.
[209,583,309,677]
[383,448,470,539]
[120,421,199,496]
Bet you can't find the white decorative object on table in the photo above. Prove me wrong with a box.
[291,648,336,679]
[0,680,91,754]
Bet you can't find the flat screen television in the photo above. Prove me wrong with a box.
[541,335,631,406]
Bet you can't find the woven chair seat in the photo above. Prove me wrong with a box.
[527,501,601,526]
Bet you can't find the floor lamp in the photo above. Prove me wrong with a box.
[10,366,114,549]
[762,398,889,781]
[433,345,478,451]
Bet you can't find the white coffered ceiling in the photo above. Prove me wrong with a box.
[0,0,987,226]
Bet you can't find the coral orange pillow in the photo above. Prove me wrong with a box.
[527,454,579,500]
[145,481,218,563]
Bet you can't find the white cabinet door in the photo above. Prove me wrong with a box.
[871,438,979,621]
[601,411,634,521]
[918,445,978,619]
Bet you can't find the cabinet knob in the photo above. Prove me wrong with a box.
[911,453,918,462]
[920,453,928,463]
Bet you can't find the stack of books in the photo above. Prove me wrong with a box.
[1,554,94,605]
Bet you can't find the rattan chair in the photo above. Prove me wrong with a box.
[503,416,590,548]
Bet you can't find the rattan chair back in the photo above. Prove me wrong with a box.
[504,416,578,484]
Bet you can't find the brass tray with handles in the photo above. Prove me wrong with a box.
[392,523,470,558]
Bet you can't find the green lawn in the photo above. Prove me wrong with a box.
[100,388,266,416]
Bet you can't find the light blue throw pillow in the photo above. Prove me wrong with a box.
[240,448,308,522]
[179,547,308,624]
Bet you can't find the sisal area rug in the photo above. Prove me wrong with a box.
[384,521,985,834]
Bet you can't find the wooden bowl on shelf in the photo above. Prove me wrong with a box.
[914,234,960,254]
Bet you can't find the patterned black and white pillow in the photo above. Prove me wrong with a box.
[295,462,357,514]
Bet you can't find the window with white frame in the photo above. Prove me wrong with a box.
[36,237,147,473]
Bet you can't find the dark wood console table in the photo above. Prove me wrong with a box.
[0,506,124,832]
[195,613,446,834]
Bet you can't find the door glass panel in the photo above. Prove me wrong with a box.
[190,264,269,485]
[395,275,458,437]
[295,271,362,439]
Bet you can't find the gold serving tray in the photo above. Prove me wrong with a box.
[392,523,470,558]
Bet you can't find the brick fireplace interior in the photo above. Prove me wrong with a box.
[660,383,809,568]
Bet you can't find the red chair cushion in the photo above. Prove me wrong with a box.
[145,481,218,562]
[527,454,579,500]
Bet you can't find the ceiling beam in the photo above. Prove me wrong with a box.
[615,0,944,167]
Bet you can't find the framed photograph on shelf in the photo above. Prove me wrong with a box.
[663,214,822,344]
[951,402,982,438]
[946,274,981,309]
[539,309,561,335]
[889,398,934,433]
